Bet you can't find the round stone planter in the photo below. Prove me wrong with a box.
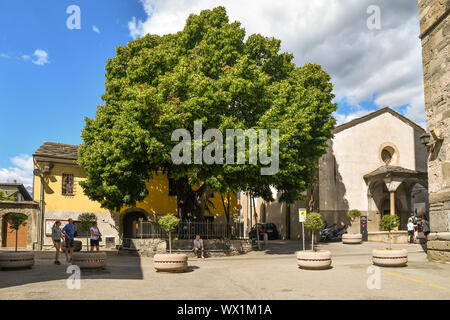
[372,248,408,267]
[296,250,332,270]
[0,252,34,270]
[342,233,362,244]
[72,252,107,269]
[154,253,188,272]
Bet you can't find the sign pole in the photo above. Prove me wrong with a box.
[299,208,307,251]
[302,222,305,251]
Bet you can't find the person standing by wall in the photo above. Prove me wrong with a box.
[422,216,430,241]
[90,221,102,251]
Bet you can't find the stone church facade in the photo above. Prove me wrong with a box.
[418,0,450,261]
[241,108,429,242]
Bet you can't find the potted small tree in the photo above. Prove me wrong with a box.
[296,212,332,270]
[372,214,407,267]
[71,213,107,269]
[0,213,34,270]
[342,209,363,244]
[153,214,188,272]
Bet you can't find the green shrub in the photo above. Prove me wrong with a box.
[379,214,400,232]
[0,190,15,201]
[78,213,97,251]
[347,209,362,220]
[158,214,180,253]
[304,212,324,231]
[158,214,180,233]
[379,214,400,250]
[304,212,323,251]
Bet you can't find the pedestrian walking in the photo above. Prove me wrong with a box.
[52,220,65,265]
[407,218,415,244]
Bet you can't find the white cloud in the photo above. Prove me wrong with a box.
[93,25,100,34]
[0,154,34,188]
[31,49,50,66]
[129,0,425,126]
[0,53,10,59]
[334,109,373,126]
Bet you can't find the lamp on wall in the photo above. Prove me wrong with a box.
[419,132,431,147]
[420,128,443,159]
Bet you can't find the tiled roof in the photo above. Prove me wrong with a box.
[0,183,33,201]
[33,142,79,160]
[363,165,427,180]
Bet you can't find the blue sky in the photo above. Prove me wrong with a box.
[0,1,146,175]
[0,0,425,188]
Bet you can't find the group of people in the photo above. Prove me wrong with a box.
[51,219,102,265]
[407,214,430,244]
[52,219,207,263]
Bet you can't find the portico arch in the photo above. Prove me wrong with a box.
[120,208,150,239]
[0,202,38,249]
[364,165,428,231]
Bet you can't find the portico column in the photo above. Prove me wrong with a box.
[384,178,402,231]
[390,191,395,216]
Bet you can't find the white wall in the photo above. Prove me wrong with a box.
[330,112,426,211]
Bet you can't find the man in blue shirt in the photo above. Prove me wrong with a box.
[63,218,77,263]
[193,235,205,259]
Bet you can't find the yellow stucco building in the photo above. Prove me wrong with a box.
[33,142,237,249]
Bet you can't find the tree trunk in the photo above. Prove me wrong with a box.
[252,196,260,249]
[311,231,314,252]
[169,231,172,254]
[388,231,392,250]
[220,192,232,238]
[15,229,18,253]
[175,177,212,221]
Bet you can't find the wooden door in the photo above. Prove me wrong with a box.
[2,214,28,248]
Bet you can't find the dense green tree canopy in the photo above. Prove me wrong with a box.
[78,7,336,218]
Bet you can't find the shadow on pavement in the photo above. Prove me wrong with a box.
[260,240,315,255]
[0,254,144,289]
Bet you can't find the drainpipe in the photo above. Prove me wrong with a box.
[39,174,45,250]
[33,165,50,250]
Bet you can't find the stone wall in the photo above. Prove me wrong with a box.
[0,201,39,250]
[123,238,252,257]
[41,210,119,249]
[418,0,450,261]
[427,240,450,262]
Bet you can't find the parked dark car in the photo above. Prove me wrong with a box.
[248,223,279,240]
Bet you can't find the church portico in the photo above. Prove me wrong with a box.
[364,165,428,231]
[242,107,430,244]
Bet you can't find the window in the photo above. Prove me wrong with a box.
[62,174,74,195]
[168,178,176,196]
[381,146,395,165]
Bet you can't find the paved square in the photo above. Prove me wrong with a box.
[1,241,449,300]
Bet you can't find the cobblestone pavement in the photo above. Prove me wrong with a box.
[0,241,449,300]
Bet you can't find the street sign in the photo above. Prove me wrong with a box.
[299,208,307,251]
[299,208,307,222]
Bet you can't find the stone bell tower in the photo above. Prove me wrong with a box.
[417,0,450,261]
